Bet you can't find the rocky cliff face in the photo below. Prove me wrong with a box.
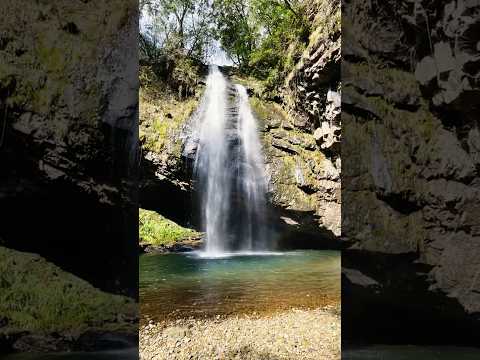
[260,0,341,247]
[138,62,205,226]
[0,0,139,296]
[343,0,480,343]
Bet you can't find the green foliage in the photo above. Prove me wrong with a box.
[140,0,214,63]
[0,246,136,335]
[139,209,200,246]
[142,0,323,92]
[212,0,256,68]
[213,0,311,89]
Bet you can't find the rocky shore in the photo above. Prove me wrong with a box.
[140,307,340,360]
[139,237,203,254]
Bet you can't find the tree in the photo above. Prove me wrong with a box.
[140,0,215,63]
[212,0,257,68]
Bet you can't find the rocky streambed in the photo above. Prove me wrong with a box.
[140,307,340,360]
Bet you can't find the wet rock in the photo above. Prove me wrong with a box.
[140,1,342,250]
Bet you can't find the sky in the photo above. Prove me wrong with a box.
[206,40,234,66]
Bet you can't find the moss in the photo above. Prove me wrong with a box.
[345,191,425,253]
[0,246,137,336]
[346,62,420,98]
[274,182,317,212]
[276,155,297,185]
[139,209,200,246]
[249,96,292,130]
[139,65,202,157]
[140,86,198,155]
[309,0,340,45]
[250,97,273,125]
[36,38,65,74]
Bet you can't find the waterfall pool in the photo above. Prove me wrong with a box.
[140,250,340,324]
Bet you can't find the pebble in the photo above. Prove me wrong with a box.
[140,307,340,360]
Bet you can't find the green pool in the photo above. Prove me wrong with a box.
[140,250,340,323]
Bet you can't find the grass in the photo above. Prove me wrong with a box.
[139,209,200,246]
[0,246,137,336]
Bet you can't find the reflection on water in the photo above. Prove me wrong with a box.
[140,250,340,323]
[2,348,138,360]
[343,346,480,359]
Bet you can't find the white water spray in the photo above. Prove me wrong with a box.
[193,66,230,255]
[191,66,271,256]
[235,84,269,251]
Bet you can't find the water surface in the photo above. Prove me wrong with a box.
[140,250,340,323]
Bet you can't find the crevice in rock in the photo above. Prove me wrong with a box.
[376,192,423,215]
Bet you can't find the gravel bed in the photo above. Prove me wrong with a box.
[140,307,340,360]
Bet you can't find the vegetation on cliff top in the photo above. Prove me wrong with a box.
[0,246,137,336]
[139,208,201,246]
[140,0,327,91]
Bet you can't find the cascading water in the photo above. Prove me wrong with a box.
[235,84,269,252]
[193,66,230,255]
[190,66,271,256]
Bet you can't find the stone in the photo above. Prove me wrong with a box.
[415,56,437,85]
[313,122,340,150]
[343,0,480,342]
[271,139,299,154]
[434,42,455,74]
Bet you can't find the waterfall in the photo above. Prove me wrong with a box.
[191,66,270,256]
[235,84,269,252]
[193,66,230,255]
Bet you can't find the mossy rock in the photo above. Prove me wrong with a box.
[0,246,137,336]
[139,209,201,246]
[139,65,203,163]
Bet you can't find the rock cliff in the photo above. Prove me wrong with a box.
[0,0,139,296]
[260,0,341,247]
[342,0,480,343]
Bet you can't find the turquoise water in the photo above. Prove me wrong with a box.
[140,250,340,323]
[343,346,480,359]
